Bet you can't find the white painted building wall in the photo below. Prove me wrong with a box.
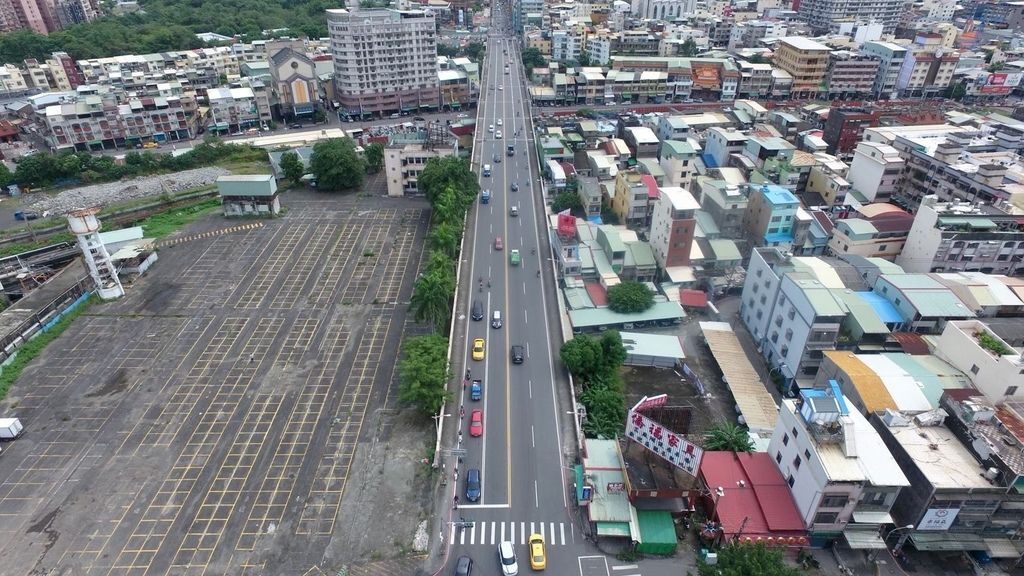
[740,248,785,344]
[896,196,944,273]
[847,141,904,204]
[934,320,1024,404]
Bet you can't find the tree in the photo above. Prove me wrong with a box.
[580,383,626,438]
[746,54,767,64]
[703,422,754,452]
[428,221,462,258]
[364,142,385,173]
[521,47,547,71]
[560,334,605,384]
[949,82,967,101]
[309,137,366,191]
[607,281,655,314]
[418,156,478,206]
[0,163,12,189]
[680,37,699,57]
[279,151,305,184]
[462,42,485,61]
[698,541,800,576]
[598,330,627,373]
[398,334,452,415]
[576,52,592,67]
[551,191,583,214]
[14,154,54,187]
[410,267,455,330]
[577,107,595,119]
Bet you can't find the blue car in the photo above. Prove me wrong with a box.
[471,379,482,401]
[465,468,481,502]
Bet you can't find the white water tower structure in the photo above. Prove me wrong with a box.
[67,207,124,300]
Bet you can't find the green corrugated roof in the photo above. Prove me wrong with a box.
[833,289,889,335]
[840,218,878,237]
[597,226,628,253]
[707,238,741,262]
[882,274,945,290]
[883,354,952,409]
[903,290,975,319]
[662,139,696,156]
[938,217,997,230]
[627,241,657,267]
[636,510,677,553]
[694,210,719,237]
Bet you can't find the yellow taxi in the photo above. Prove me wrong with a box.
[472,338,485,361]
[528,533,546,570]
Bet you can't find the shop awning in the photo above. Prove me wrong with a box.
[984,538,1024,559]
[910,533,988,552]
[851,511,894,524]
[843,529,887,550]
[596,522,631,537]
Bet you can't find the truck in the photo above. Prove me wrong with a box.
[470,379,482,401]
[481,189,491,204]
[0,418,23,440]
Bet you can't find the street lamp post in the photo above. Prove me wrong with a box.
[888,524,915,555]
[430,412,451,468]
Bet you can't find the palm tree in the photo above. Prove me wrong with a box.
[704,422,754,452]
[410,269,454,331]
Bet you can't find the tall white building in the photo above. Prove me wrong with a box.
[551,29,583,62]
[847,141,904,204]
[797,0,904,34]
[630,0,696,20]
[327,8,438,116]
[860,41,907,99]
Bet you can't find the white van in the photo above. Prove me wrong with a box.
[483,164,492,177]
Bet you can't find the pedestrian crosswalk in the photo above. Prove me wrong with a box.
[450,520,571,547]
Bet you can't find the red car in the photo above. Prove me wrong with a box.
[469,409,483,437]
[495,236,503,250]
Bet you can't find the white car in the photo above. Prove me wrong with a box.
[497,119,503,126]
[496,130,503,139]
[498,541,519,576]
[499,85,504,90]
[488,124,494,132]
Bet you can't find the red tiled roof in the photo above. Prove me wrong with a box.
[699,452,806,541]
[449,124,475,137]
[585,282,608,306]
[680,289,708,308]
[995,405,1024,443]
[943,387,983,402]
[641,174,659,199]
[809,209,834,235]
[890,332,930,355]
[561,161,577,176]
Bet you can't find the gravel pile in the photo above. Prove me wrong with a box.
[27,167,231,216]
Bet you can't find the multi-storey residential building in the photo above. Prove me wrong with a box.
[40,89,194,151]
[649,185,700,271]
[327,8,437,116]
[744,184,799,249]
[207,86,267,133]
[0,63,29,96]
[384,131,457,197]
[654,116,689,143]
[804,153,849,205]
[822,108,875,155]
[53,0,96,28]
[934,320,1024,402]
[268,40,319,120]
[847,141,904,204]
[727,19,788,51]
[551,29,583,62]
[797,0,904,33]
[658,139,698,189]
[611,171,656,228]
[736,60,773,99]
[0,0,52,33]
[630,0,695,20]
[770,385,909,545]
[609,56,740,102]
[613,30,662,57]
[743,135,796,172]
[704,127,748,167]
[828,203,912,260]
[696,177,750,239]
[773,37,832,98]
[896,33,959,98]
[898,196,1024,275]
[824,51,880,99]
[861,41,907,100]
[622,126,660,158]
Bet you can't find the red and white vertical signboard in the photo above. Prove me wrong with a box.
[625,394,703,477]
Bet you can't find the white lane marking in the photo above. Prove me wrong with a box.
[526,342,530,357]
[481,290,492,504]
[539,521,545,542]
[560,522,566,545]
[522,282,526,295]
[521,522,526,545]
[509,521,515,546]
[529,379,533,400]
[529,521,535,540]
[524,309,528,324]
[612,565,639,570]
[501,521,506,543]
[460,524,466,545]
[491,521,496,545]
[534,481,539,508]
[458,503,510,509]
[531,423,535,446]
[450,522,456,544]
[470,522,476,545]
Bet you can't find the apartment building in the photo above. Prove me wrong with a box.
[207,86,268,133]
[327,8,438,116]
[41,90,194,152]
[727,20,788,51]
[384,132,457,197]
[697,177,750,238]
[804,153,849,205]
[53,0,96,28]
[609,56,740,102]
[743,183,799,249]
[21,57,72,92]
[611,171,657,228]
[773,37,832,99]
[551,29,583,62]
[898,196,1024,275]
[861,41,907,100]
[896,33,959,98]
[658,139,698,189]
[622,126,660,158]
[630,0,695,20]
[77,47,237,91]
[736,60,774,99]
[770,385,909,545]
[828,203,912,260]
[822,108,875,155]
[847,141,905,204]
[613,30,663,57]
[824,51,880,100]
[704,127,749,167]
[743,135,796,172]
[0,0,51,33]
[649,186,700,271]
[797,0,903,34]
[0,64,29,96]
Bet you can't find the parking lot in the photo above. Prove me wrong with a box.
[0,186,434,575]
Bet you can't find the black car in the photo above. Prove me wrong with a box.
[289,123,303,129]
[465,468,481,502]
[511,345,524,364]
[510,183,518,192]
[472,300,484,321]
[453,555,473,576]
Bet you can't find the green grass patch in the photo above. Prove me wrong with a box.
[0,294,95,402]
[139,198,222,239]
[0,233,77,259]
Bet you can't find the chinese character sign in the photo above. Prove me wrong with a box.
[625,408,703,477]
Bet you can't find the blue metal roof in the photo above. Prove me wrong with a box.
[701,153,718,168]
[587,215,604,224]
[763,232,795,244]
[760,184,799,206]
[856,291,902,324]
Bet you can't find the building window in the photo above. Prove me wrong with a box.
[792,456,801,470]
[1006,386,1018,396]
[814,511,839,524]
[894,298,901,306]
[776,451,782,464]
[971,364,980,375]
[791,427,799,439]
[788,475,795,488]
[782,433,789,446]
[804,449,811,460]
[821,495,848,508]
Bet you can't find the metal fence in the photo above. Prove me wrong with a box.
[0,276,93,363]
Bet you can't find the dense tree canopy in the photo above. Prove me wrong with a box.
[0,0,340,62]
[398,334,452,416]
[607,281,655,314]
[698,542,800,576]
[703,422,754,452]
[309,138,366,191]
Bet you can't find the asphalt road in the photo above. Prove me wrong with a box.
[443,5,577,575]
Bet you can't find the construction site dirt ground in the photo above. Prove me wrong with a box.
[0,184,440,575]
